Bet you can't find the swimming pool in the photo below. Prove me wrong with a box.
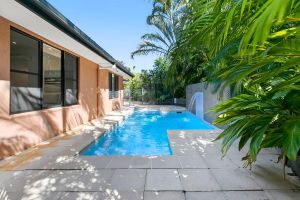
[80,110,215,156]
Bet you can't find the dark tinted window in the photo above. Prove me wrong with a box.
[10,29,80,114]
[109,73,113,99]
[114,75,119,98]
[10,29,42,113]
[64,53,78,105]
[108,73,119,99]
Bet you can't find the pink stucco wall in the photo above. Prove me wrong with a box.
[0,17,124,159]
[98,70,124,116]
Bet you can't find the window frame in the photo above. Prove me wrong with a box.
[9,28,43,114]
[42,42,63,109]
[63,52,79,106]
[114,74,119,98]
[109,72,113,99]
[9,27,79,115]
[108,73,119,99]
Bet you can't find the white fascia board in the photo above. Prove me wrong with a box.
[99,64,131,79]
[0,0,114,71]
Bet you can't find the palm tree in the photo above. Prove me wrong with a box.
[131,0,188,58]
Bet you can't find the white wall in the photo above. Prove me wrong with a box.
[186,82,230,123]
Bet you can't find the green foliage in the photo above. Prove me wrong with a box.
[125,73,143,100]
[169,0,300,165]
[133,0,300,164]
[125,57,177,103]
[167,46,208,94]
[131,0,189,58]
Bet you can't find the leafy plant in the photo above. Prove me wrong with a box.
[135,0,300,167]
[125,57,177,102]
[169,0,300,166]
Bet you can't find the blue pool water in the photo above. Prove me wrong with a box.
[80,110,215,156]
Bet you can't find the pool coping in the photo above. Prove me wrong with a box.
[0,106,136,170]
[0,105,197,170]
[79,106,217,156]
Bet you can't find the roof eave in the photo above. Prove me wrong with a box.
[15,0,133,77]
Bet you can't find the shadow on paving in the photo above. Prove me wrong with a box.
[0,107,299,200]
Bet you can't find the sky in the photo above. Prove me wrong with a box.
[47,0,158,72]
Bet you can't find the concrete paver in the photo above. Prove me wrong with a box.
[185,192,226,200]
[106,156,132,169]
[145,169,182,191]
[179,169,221,191]
[178,155,207,169]
[129,156,152,169]
[224,191,270,200]
[249,164,300,190]
[6,191,62,200]
[81,156,112,169]
[0,106,299,200]
[49,169,114,192]
[151,156,181,169]
[210,168,262,191]
[265,189,300,200]
[60,191,143,200]
[109,169,146,191]
[144,191,185,200]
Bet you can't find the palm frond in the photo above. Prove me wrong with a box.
[131,41,167,58]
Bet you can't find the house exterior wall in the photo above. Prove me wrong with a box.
[0,17,124,159]
[98,70,124,116]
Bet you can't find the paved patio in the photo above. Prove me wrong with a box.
[0,106,299,200]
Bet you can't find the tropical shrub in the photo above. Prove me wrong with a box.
[125,57,177,103]
[169,0,300,165]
